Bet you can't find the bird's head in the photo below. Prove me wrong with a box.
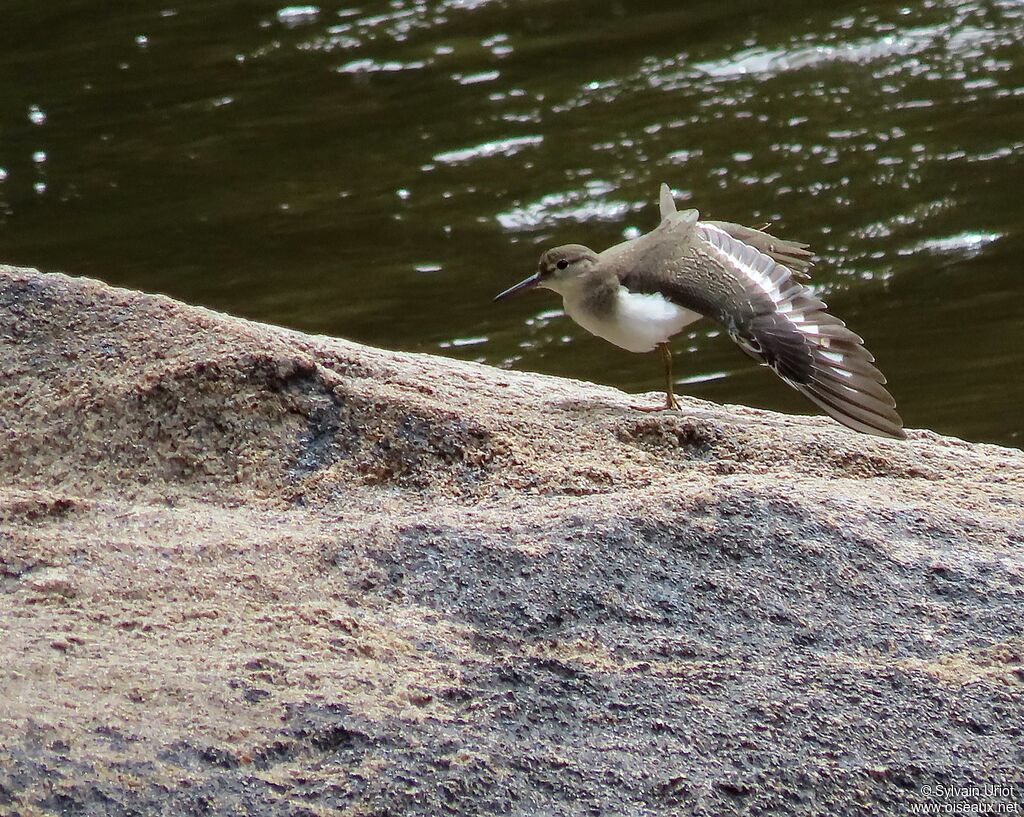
[493,244,598,301]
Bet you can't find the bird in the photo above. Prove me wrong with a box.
[494,182,905,439]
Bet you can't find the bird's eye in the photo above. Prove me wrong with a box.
[556,259,569,270]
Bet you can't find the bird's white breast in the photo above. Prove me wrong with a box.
[564,287,701,353]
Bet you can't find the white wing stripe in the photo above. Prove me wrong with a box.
[698,222,785,304]
[698,222,829,345]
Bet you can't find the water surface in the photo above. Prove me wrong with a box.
[2,0,1022,445]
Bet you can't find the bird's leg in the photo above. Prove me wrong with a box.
[661,343,681,410]
[633,343,680,412]
[659,342,681,410]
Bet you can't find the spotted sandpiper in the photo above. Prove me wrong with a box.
[495,183,905,439]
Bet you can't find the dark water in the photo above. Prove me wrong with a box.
[2,0,1022,446]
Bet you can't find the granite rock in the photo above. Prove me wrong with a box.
[1,265,1022,816]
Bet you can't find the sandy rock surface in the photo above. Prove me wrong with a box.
[1,264,1022,816]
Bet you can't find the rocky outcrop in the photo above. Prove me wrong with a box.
[1,264,1022,816]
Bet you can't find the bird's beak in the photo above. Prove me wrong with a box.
[494,272,541,302]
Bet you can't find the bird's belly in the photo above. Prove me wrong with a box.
[565,287,701,354]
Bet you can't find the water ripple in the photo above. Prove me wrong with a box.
[432,135,542,165]
[901,232,1002,258]
[496,182,641,231]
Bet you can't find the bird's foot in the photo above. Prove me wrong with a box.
[632,395,680,412]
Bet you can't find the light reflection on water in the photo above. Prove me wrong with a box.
[0,0,1022,445]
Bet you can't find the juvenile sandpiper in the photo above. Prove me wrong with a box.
[495,183,905,439]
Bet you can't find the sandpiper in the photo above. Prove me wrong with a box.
[495,183,905,439]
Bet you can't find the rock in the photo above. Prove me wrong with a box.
[1,264,1022,816]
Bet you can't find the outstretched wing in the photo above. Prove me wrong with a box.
[695,223,904,439]
[619,213,904,439]
[701,220,814,278]
[657,185,813,276]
